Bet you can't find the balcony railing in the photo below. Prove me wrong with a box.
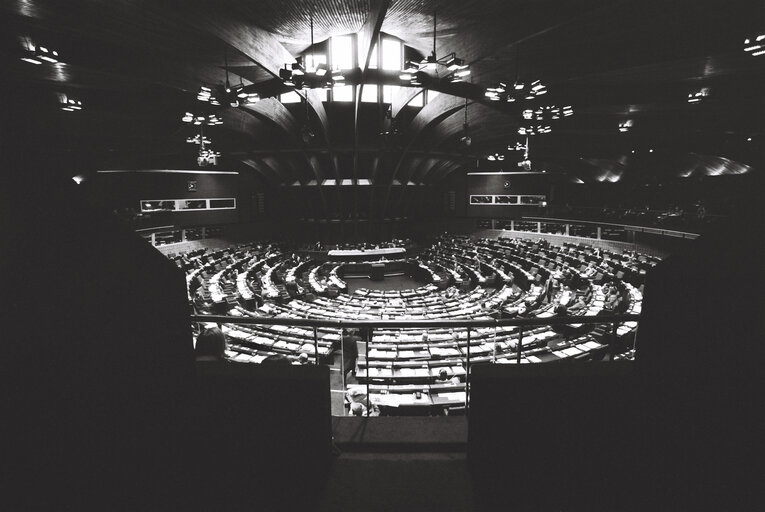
[192,312,640,416]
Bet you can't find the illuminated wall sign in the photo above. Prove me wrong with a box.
[469,194,546,206]
[139,198,236,212]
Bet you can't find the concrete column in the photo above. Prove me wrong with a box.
[510,220,515,231]
[597,226,602,240]
[537,222,542,233]
[565,224,570,236]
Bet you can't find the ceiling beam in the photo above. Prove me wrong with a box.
[352,0,390,228]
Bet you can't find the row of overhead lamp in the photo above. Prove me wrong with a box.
[20,38,60,65]
[198,148,220,158]
[60,98,82,112]
[181,112,223,126]
[57,92,82,112]
[522,105,573,121]
[186,134,211,145]
[21,39,85,114]
[518,125,551,135]
[744,33,765,57]
[485,80,547,102]
[196,85,260,107]
[687,87,710,104]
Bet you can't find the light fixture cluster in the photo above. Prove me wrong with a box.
[518,125,551,135]
[20,37,60,65]
[487,153,505,161]
[58,93,82,112]
[186,134,211,145]
[507,141,526,151]
[197,147,221,168]
[687,87,710,103]
[522,105,573,121]
[485,79,547,102]
[619,120,633,133]
[279,7,345,91]
[744,34,765,57]
[196,84,260,107]
[399,52,470,86]
[399,10,470,86]
[279,56,345,89]
[181,112,223,126]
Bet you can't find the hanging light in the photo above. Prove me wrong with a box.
[181,112,222,126]
[278,5,334,90]
[399,10,470,86]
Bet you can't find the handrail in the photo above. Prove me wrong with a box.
[194,312,641,416]
[520,216,700,239]
[191,313,640,329]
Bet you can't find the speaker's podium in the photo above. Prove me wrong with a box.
[370,262,385,281]
[468,362,638,511]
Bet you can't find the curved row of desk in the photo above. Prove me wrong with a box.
[170,235,658,413]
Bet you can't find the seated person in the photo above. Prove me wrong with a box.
[568,295,588,314]
[437,368,462,385]
[261,354,292,365]
[195,327,228,362]
[346,386,380,416]
[604,289,620,310]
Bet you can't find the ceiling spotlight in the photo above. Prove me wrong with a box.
[687,87,710,103]
[744,34,765,56]
[747,137,752,142]
[182,112,222,126]
[649,148,654,153]
[58,93,82,112]
[186,134,211,145]
[20,49,43,64]
[36,45,59,63]
[619,120,633,132]
[20,38,60,64]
